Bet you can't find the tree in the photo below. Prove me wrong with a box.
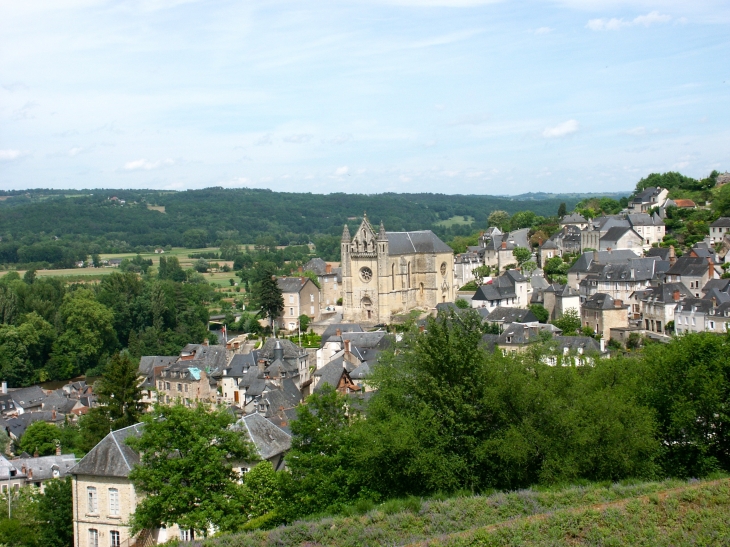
[488,210,510,230]
[455,298,470,309]
[512,246,531,266]
[510,211,537,230]
[521,261,538,276]
[183,229,208,249]
[128,404,258,536]
[529,304,549,323]
[557,203,567,217]
[298,314,310,332]
[218,240,240,261]
[193,259,209,273]
[302,270,321,289]
[251,266,284,329]
[472,265,491,286]
[551,309,581,335]
[19,421,60,456]
[96,352,144,428]
[238,461,280,523]
[35,477,73,547]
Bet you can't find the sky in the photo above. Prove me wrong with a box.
[1,0,729,195]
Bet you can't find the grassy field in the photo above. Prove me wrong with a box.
[190,477,730,547]
[435,215,475,227]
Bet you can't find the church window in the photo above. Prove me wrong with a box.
[360,267,373,282]
[440,262,447,276]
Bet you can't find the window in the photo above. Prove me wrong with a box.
[325,277,329,283]
[180,529,195,541]
[184,384,188,393]
[177,383,182,392]
[310,293,314,302]
[109,488,119,516]
[289,294,294,303]
[709,321,715,329]
[110,530,120,547]
[333,283,337,290]
[310,306,314,315]
[87,486,98,513]
[89,529,99,547]
[289,307,294,316]
[165,382,170,390]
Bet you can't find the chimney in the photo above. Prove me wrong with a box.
[599,338,605,353]
[669,245,677,266]
[203,339,209,346]
[335,328,341,337]
[51,409,56,421]
[607,247,612,254]
[593,250,599,264]
[673,289,680,302]
[614,299,623,308]
[501,241,507,250]
[273,339,284,362]
[257,359,266,373]
[298,266,303,273]
[56,443,61,456]
[33,448,39,458]
[326,263,332,274]
[344,339,351,354]
[709,257,715,279]
[1,381,5,395]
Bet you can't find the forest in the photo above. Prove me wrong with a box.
[0,188,619,268]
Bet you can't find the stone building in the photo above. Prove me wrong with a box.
[581,293,629,341]
[301,258,342,308]
[277,277,321,331]
[341,216,455,324]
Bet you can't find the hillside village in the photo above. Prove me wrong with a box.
[4,180,730,545]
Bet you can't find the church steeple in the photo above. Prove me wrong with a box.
[377,220,387,241]
[341,224,351,242]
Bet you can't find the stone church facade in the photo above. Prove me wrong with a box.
[342,216,455,324]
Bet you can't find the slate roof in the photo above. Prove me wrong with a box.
[711,217,730,228]
[71,423,144,478]
[178,344,229,372]
[472,282,516,302]
[646,247,671,260]
[341,331,390,350]
[260,338,303,360]
[568,250,640,274]
[241,413,291,461]
[702,278,730,295]
[628,213,664,226]
[302,258,331,276]
[552,336,602,353]
[1,411,64,439]
[320,324,364,345]
[601,226,641,246]
[10,386,47,410]
[634,187,663,202]
[276,277,308,293]
[11,454,77,481]
[42,393,78,414]
[385,230,452,255]
[675,298,714,315]
[530,273,549,290]
[0,394,16,413]
[486,307,539,324]
[139,356,178,377]
[666,256,713,278]
[541,239,558,250]
[313,358,354,392]
[561,213,587,224]
[642,283,691,304]
[583,293,626,310]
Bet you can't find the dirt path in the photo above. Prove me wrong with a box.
[404,478,730,547]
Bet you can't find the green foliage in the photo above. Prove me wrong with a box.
[35,477,73,547]
[250,266,284,328]
[551,309,581,335]
[543,256,569,280]
[488,210,510,230]
[128,404,258,535]
[301,271,321,289]
[19,422,60,456]
[238,461,281,523]
[297,314,310,332]
[557,202,567,217]
[459,281,478,291]
[454,298,470,309]
[471,265,491,286]
[529,304,549,323]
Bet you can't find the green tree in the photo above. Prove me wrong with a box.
[488,210,510,230]
[218,240,240,261]
[250,266,284,329]
[19,421,60,456]
[183,229,208,249]
[551,309,581,336]
[472,265,491,286]
[49,289,117,379]
[298,314,310,332]
[455,298,470,309]
[302,270,321,289]
[512,246,531,266]
[509,210,537,230]
[237,461,280,523]
[557,203,567,217]
[35,477,73,547]
[128,404,258,536]
[529,304,549,323]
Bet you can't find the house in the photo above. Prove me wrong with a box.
[236,413,292,472]
[454,251,482,289]
[154,248,165,254]
[560,213,589,230]
[628,187,669,213]
[639,283,691,336]
[580,293,629,341]
[155,362,216,406]
[481,322,562,354]
[567,249,641,290]
[1,411,65,441]
[541,336,607,366]
[107,259,122,268]
[578,257,667,304]
[665,256,719,297]
[541,284,580,321]
[277,277,321,331]
[598,227,644,252]
[673,199,697,209]
[9,385,47,413]
[341,216,455,324]
[301,258,342,308]
[537,239,559,268]
[471,270,529,310]
[9,452,77,492]
[482,228,532,273]
[627,213,665,248]
[710,218,730,244]
[137,356,178,409]
[311,357,360,394]
[485,307,539,326]
[674,298,714,334]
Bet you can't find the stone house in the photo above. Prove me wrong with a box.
[598,226,644,252]
[664,256,720,298]
[674,298,714,334]
[627,187,669,213]
[639,282,690,335]
[301,258,342,308]
[567,250,641,290]
[0,452,76,494]
[277,277,321,331]
[471,270,530,310]
[454,251,482,289]
[578,257,667,304]
[541,284,580,321]
[627,213,665,248]
[481,228,531,273]
[580,293,629,340]
[710,218,730,244]
[559,213,589,230]
[341,216,455,324]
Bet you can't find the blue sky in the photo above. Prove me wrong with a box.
[1,0,728,195]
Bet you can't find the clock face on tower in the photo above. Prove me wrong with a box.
[440,262,447,276]
[360,267,373,282]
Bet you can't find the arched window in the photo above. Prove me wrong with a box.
[420,283,424,297]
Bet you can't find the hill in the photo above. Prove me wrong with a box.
[188,477,730,547]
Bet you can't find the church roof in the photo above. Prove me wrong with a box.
[385,230,452,255]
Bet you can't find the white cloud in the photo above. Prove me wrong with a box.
[542,119,579,138]
[534,26,554,34]
[283,133,313,144]
[625,126,647,135]
[68,146,83,156]
[123,158,174,170]
[0,149,25,161]
[334,166,349,176]
[331,133,353,144]
[373,0,503,6]
[673,160,690,169]
[587,11,671,31]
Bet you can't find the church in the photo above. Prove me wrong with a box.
[341,215,455,324]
